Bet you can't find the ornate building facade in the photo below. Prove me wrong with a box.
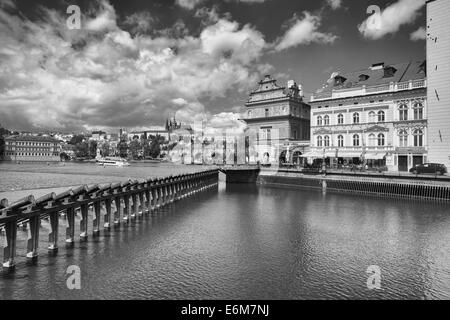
[242,75,311,164]
[308,61,427,172]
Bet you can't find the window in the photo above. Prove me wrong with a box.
[398,130,408,147]
[413,129,423,147]
[413,102,424,120]
[337,135,344,147]
[248,110,253,118]
[317,136,323,147]
[378,110,385,122]
[369,134,376,146]
[377,133,385,146]
[265,108,269,117]
[324,136,330,147]
[337,114,344,124]
[399,103,408,121]
[317,116,323,126]
[324,115,330,125]
[353,134,360,146]
[353,113,360,124]
[369,111,376,123]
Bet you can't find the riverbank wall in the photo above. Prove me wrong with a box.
[257,170,450,202]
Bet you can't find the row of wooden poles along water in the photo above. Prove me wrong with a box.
[0,170,219,270]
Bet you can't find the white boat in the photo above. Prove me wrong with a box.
[96,157,130,167]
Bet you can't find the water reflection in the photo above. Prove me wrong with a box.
[1,183,450,299]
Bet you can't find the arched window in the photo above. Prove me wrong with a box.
[377,133,385,146]
[413,129,423,147]
[337,114,344,124]
[399,103,408,121]
[353,112,360,124]
[324,135,330,147]
[413,102,424,120]
[369,111,376,123]
[378,110,385,122]
[337,135,344,147]
[353,134,360,146]
[369,133,376,146]
[317,116,323,126]
[324,115,330,125]
[317,136,323,147]
[398,130,408,147]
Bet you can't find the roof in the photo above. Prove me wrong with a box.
[315,60,426,95]
[4,135,60,143]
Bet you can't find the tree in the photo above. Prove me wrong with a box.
[69,134,85,145]
[118,135,129,158]
[0,126,10,158]
[148,138,161,158]
[129,139,142,159]
[74,141,89,158]
[100,141,111,157]
[89,140,98,159]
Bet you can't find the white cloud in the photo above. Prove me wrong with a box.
[200,19,266,65]
[327,0,342,10]
[274,12,337,51]
[410,26,426,41]
[358,0,425,40]
[0,1,268,131]
[175,0,204,10]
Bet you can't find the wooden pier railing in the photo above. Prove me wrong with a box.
[0,170,219,270]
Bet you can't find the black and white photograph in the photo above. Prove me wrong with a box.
[0,0,449,307]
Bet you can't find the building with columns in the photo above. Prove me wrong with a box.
[242,75,311,164]
[426,0,450,169]
[308,61,427,172]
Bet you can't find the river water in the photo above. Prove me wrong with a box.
[1,163,450,299]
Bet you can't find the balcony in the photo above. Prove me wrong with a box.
[311,79,426,102]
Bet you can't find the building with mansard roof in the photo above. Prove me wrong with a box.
[308,60,427,172]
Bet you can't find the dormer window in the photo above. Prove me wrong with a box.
[359,74,369,81]
[383,66,397,78]
[334,75,347,86]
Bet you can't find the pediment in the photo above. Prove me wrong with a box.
[365,125,389,133]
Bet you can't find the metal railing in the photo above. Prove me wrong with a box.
[0,170,219,270]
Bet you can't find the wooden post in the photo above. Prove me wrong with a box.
[66,207,75,244]
[114,197,121,226]
[3,220,17,270]
[80,204,88,240]
[104,199,112,229]
[48,211,59,252]
[93,201,101,236]
[123,195,130,223]
[26,215,40,261]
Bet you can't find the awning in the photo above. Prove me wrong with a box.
[337,152,362,158]
[300,152,322,158]
[364,153,386,160]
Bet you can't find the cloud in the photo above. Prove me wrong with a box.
[123,11,156,35]
[274,12,337,51]
[358,0,425,40]
[326,0,342,10]
[0,0,16,9]
[175,0,204,10]
[0,1,268,132]
[410,26,426,41]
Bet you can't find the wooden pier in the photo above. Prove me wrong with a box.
[0,170,219,271]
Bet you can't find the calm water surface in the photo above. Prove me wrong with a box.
[1,163,450,299]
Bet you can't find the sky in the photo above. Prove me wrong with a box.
[0,0,427,133]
